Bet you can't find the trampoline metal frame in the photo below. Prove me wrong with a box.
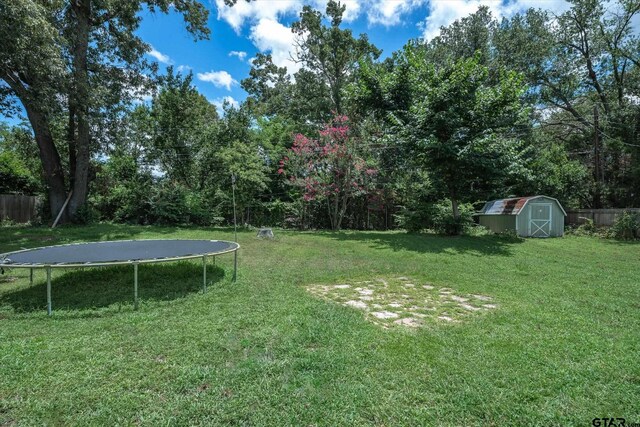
[1,240,239,315]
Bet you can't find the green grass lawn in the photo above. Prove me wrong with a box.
[0,224,639,426]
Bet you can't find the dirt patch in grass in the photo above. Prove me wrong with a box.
[307,277,497,329]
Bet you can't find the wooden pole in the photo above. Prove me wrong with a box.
[51,191,73,228]
[594,105,599,180]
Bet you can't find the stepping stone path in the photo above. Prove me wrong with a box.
[307,277,497,329]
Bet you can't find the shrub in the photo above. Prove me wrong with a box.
[427,200,475,235]
[394,203,432,232]
[609,212,640,240]
[150,183,190,225]
[565,218,596,237]
[396,199,474,235]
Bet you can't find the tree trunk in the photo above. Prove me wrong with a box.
[0,72,68,221]
[450,187,461,235]
[451,198,459,218]
[68,0,92,218]
[327,196,340,230]
[24,105,68,221]
[67,103,77,189]
[336,190,349,230]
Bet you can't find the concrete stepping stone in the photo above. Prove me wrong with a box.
[394,318,421,327]
[371,311,399,319]
[345,300,367,309]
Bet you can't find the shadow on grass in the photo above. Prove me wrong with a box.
[0,261,225,313]
[314,231,524,256]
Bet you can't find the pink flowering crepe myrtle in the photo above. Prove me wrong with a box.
[278,115,378,230]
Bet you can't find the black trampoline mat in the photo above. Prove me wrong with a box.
[0,239,238,266]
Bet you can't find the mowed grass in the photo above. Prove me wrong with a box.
[0,224,639,426]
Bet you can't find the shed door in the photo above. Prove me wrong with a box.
[529,203,552,237]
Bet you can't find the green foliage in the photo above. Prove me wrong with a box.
[0,0,211,221]
[496,0,640,207]
[577,218,598,235]
[150,68,218,185]
[290,0,380,120]
[519,136,591,209]
[0,150,39,194]
[149,182,192,225]
[91,155,154,224]
[400,50,529,225]
[609,211,640,240]
[242,0,388,126]
[396,198,475,235]
[4,0,639,230]
[0,125,42,194]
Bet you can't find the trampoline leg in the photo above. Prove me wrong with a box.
[203,255,207,293]
[46,267,52,316]
[213,256,216,267]
[233,250,237,283]
[134,263,139,310]
[30,268,33,286]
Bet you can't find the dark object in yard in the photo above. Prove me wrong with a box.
[257,228,274,239]
[0,239,240,315]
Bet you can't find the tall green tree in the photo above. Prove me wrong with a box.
[0,0,209,221]
[496,0,640,207]
[402,51,529,226]
[150,68,218,185]
[290,0,381,121]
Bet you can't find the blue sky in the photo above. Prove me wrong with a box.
[139,0,571,114]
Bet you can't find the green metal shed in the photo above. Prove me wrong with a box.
[476,195,566,237]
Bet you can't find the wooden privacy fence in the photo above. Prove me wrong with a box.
[566,208,640,226]
[0,194,40,223]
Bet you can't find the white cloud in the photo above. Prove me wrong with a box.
[215,1,364,77]
[215,0,300,33]
[210,96,240,114]
[250,18,300,73]
[229,50,248,61]
[176,65,192,73]
[215,0,361,33]
[197,70,238,90]
[368,0,425,26]
[147,46,173,64]
[420,0,570,41]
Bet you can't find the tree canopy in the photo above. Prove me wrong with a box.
[1,0,639,232]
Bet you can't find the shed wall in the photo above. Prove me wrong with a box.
[516,196,565,237]
[478,215,516,233]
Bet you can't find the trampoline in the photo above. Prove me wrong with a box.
[0,239,240,315]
